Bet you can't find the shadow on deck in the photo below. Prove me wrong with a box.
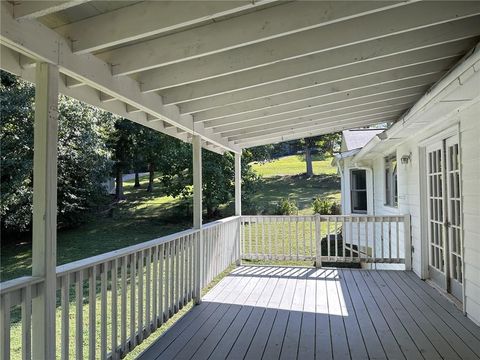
[138,266,480,360]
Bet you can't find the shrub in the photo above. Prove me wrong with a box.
[330,201,341,215]
[275,197,298,215]
[312,197,341,215]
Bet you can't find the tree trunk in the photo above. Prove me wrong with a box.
[147,163,154,192]
[133,171,141,188]
[305,144,313,177]
[115,166,125,200]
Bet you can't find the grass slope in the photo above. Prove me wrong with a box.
[250,155,340,215]
[1,176,191,281]
[251,154,337,177]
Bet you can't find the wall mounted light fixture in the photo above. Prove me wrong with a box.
[401,153,412,165]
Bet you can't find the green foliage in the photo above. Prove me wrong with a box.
[158,146,259,219]
[312,196,341,215]
[0,72,35,232]
[275,197,298,215]
[1,71,114,232]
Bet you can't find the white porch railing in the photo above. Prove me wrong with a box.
[0,216,239,360]
[0,214,410,359]
[240,215,411,266]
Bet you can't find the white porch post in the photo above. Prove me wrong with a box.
[31,62,59,359]
[235,152,242,216]
[193,135,203,304]
[234,152,242,265]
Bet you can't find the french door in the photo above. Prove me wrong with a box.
[426,135,463,301]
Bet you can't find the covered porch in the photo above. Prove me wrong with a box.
[139,266,480,360]
[1,1,480,359]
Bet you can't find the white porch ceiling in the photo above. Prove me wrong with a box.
[1,0,480,152]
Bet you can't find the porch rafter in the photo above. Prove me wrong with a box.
[0,2,241,154]
[137,2,480,92]
[1,0,479,152]
[98,1,407,76]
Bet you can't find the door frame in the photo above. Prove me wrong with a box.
[418,123,465,311]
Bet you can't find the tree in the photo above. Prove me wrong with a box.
[107,119,137,200]
[1,71,114,233]
[299,133,342,177]
[136,127,166,192]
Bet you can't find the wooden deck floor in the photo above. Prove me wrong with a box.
[138,266,480,360]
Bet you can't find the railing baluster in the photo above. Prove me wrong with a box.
[255,217,259,260]
[334,216,338,261]
[130,253,136,349]
[286,217,290,260]
[268,217,272,260]
[341,216,346,261]
[396,216,400,262]
[101,263,108,359]
[302,217,306,260]
[365,217,369,262]
[22,285,32,360]
[165,242,170,320]
[138,251,144,343]
[296,217,299,260]
[61,274,69,360]
[188,236,193,302]
[373,218,377,262]
[175,238,180,312]
[388,219,392,261]
[89,266,97,358]
[152,246,158,330]
[348,216,352,262]
[318,215,322,260]
[1,293,11,360]
[76,271,84,360]
[159,243,165,323]
[170,242,175,317]
[357,216,361,261]
[121,256,127,353]
[145,248,151,337]
[381,219,384,261]
[327,217,331,261]
[111,259,118,359]
[180,237,185,308]
[309,218,313,260]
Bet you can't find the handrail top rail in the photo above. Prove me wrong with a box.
[241,214,409,219]
[0,275,43,295]
[202,215,240,229]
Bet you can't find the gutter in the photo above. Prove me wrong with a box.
[354,40,480,162]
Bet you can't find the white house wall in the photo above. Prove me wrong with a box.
[365,100,480,324]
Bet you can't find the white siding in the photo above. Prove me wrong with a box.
[363,100,480,324]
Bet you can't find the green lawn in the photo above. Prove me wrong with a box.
[251,154,337,177]
[1,176,192,281]
[250,155,340,215]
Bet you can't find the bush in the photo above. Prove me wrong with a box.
[275,197,298,215]
[312,197,341,215]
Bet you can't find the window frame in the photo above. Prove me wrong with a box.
[350,169,368,214]
[384,154,398,207]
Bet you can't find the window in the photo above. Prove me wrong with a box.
[385,155,398,207]
[351,169,367,213]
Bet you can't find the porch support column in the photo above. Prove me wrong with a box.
[234,152,242,265]
[31,62,59,359]
[235,152,242,216]
[193,135,203,304]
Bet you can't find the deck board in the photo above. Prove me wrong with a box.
[137,266,480,360]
